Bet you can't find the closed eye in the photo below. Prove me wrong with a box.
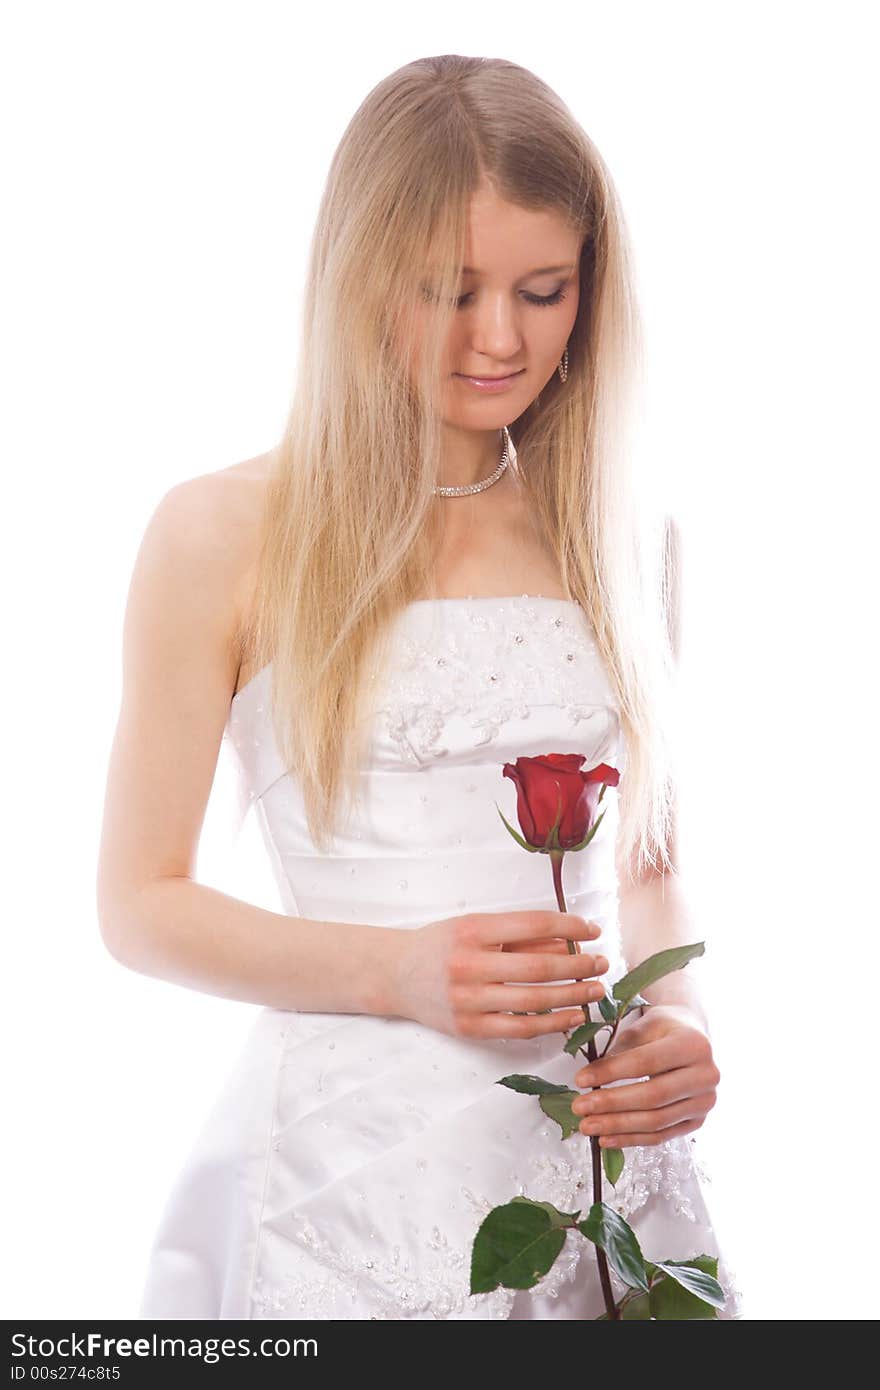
[421,285,569,309]
[456,288,568,309]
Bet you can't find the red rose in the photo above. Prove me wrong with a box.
[502,753,620,852]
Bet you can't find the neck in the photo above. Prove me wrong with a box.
[435,424,506,491]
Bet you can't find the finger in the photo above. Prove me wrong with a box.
[574,1032,694,1089]
[454,978,608,1014]
[464,1007,587,1040]
[471,950,609,985]
[594,1118,703,1149]
[572,1066,716,1115]
[578,1100,711,1141]
[502,936,572,955]
[579,1096,709,1136]
[478,914,601,948]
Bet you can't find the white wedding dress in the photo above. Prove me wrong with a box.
[138,595,744,1320]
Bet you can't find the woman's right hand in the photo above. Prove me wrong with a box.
[388,911,609,1040]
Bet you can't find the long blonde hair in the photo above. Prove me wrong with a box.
[243,54,679,883]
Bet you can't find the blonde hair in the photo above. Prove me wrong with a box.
[243,54,679,883]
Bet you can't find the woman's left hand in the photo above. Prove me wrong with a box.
[570,1004,720,1148]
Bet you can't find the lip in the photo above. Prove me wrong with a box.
[454,369,525,392]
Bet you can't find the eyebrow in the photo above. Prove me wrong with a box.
[460,262,576,276]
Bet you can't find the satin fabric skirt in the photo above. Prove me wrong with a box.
[139,1006,745,1320]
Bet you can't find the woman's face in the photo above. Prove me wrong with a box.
[410,185,582,424]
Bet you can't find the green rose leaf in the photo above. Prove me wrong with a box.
[562,1020,608,1055]
[510,1195,581,1225]
[601,1145,625,1187]
[471,1200,568,1293]
[612,943,705,1007]
[496,1074,571,1096]
[539,1089,582,1139]
[651,1255,726,1313]
[649,1278,716,1318]
[578,1201,649,1292]
[598,992,620,1024]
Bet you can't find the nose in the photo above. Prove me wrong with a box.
[468,295,525,361]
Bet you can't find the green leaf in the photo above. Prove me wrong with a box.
[669,1252,718,1279]
[601,1145,625,1187]
[651,1256,726,1311]
[620,1291,653,1318]
[612,943,705,1007]
[471,1201,568,1293]
[562,1020,608,1055]
[539,1089,582,1138]
[510,1196,581,1225]
[577,1202,649,1292]
[496,1073,571,1096]
[650,1278,716,1318]
[598,992,619,1024]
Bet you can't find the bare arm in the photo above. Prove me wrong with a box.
[614,875,709,1032]
[614,514,710,1033]
[95,469,401,1016]
[105,877,403,1015]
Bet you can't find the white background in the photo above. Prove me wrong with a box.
[2,0,877,1321]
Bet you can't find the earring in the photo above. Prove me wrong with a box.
[557,345,569,383]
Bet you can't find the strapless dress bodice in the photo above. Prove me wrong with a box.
[222,594,628,982]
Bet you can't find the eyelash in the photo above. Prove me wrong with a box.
[422,287,568,309]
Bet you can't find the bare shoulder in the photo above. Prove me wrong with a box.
[190,448,273,556]
[154,449,273,671]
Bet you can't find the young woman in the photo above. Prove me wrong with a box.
[97,54,744,1320]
